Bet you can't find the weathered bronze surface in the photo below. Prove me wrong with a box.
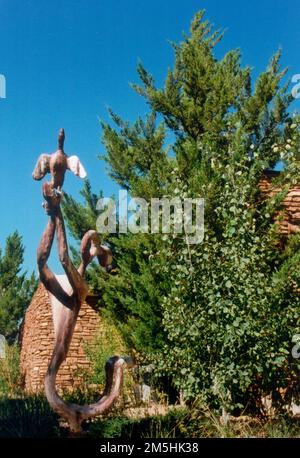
[33,129,133,432]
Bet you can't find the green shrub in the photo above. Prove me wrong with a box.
[84,316,128,385]
[88,416,135,438]
[81,317,136,406]
[265,415,300,438]
[63,386,101,405]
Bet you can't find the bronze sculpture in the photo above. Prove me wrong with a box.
[33,129,133,432]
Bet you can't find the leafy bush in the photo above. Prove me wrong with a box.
[88,401,300,438]
[152,165,300,411]
[63,386,101,405]
[88,416,135,438]
[265,415,300,438]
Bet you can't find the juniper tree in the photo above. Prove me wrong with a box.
[0,231,37,343]
[63,11,300,410]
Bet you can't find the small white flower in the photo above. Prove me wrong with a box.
[250,144,255,150]
[273,146,279,153]
[291,123,297,129]
[286,144,292,150]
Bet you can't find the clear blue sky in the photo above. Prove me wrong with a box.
[0,0,299,274]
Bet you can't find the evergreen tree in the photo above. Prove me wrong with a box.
[63,11,300,411]
[0,231,37,343]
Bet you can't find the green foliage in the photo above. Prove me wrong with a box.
[88,415,135,438]
[152,167,300,409]
[101,110,169,195]
[0,394,298,438]
[84,315,129,386]
[88,407,300,438]
[0,344,23,398]
[63,180,102,241]
[265,415,300,438]
[63,181,169,353]
[99,234,170,353]
[88,409,188,438]
[63,316,135,406]
[63,10,300,412]
[0,396,60,438]
[0,231,37,343]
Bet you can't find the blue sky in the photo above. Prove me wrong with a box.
[0,0,299,274]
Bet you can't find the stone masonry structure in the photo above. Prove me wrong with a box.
[19,283,102,393]
[259,170,300,236]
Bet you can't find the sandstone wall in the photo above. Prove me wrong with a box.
[19,283,102,393]
[259,171,300,236]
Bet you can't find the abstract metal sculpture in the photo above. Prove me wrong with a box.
[33,129,133,432]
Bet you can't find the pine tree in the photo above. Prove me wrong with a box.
[0,231,37,343]
[63,11,300,410]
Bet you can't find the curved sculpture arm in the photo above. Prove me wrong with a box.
[34,129,131,433]
[54,208,89,303]
[45,356,135,432]
[37,215,72,306]
[38,211,127,432]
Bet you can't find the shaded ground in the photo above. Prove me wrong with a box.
[1,396,299,438]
